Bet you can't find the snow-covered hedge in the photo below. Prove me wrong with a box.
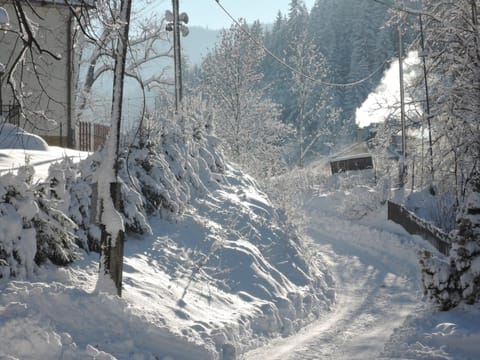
[80,112,224,252]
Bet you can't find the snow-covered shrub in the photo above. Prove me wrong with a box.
[327,170,387,220]
[337,183,386,220]
[128,124,190,216]
[419,251,460,310]
[118,169,152,236]
[123,108,222,218]
[0,170,38,278]
[449,192,480,304]
[420,190,480,310]
[40,158,93,254]
[33,197,79,266]
[30,160,79,266]
[0,161,81,279]
[72,104,225,251]
[68,175,94,251]
[406,189,457,233]
[265,166,326,224]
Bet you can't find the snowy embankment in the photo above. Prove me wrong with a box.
[0,124,333,359]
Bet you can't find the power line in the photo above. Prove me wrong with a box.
[213,0,394,88]
[371,0,435,18]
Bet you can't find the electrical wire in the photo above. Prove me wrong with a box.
[370,0,434,18]
[213,0,394,88]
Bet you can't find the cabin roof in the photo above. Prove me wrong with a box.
[329,142,370,161]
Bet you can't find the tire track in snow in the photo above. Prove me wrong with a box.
[243,204,422,359]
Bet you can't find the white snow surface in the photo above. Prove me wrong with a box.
[0,138,479,359]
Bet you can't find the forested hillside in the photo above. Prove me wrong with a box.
[261,0,407,152]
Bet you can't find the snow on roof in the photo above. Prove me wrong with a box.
[332,152,372,162]
[329,142,371,161]
[0,123,49,151]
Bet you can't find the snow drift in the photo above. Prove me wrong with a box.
[0,117,333,359]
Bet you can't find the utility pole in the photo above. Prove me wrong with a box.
[398,26,407,188]
[0,7,9,118]
[299,100,304,168]
[96,0,132,297]
[419,14,434,189]
[172,0,181,112]
[166,0,189,113]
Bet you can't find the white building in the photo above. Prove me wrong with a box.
[0,0,92,148]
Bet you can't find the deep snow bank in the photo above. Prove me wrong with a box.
[0,125,333,359]
[0,116,334,360]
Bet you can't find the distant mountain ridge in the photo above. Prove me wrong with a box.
[182,26,221,65]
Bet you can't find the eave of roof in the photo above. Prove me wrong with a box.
[11,0,95,8]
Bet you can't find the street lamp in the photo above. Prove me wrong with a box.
[165,0,189,112]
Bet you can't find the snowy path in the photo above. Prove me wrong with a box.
[243,197,423,359]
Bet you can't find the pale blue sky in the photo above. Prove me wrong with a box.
[155,0,316,29]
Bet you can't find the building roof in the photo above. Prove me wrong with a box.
[329,142,371,161]
[42,0,94,7]
[4,0,95,8]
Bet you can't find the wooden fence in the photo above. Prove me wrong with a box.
[387,200,451,256]
[78,121,110,152]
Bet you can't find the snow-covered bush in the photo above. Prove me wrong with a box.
[68,105,226,252]
[0,163,79,279]
[420,190,480,310]
[0,169,38,278]
[419,252,460,310]
[338,183,386,220]
[126,120,190,217]
[68,168,94,251]
[35,159,81,264]
[406,189,457,233]
[264,167,321,224]
[33,197,79,266]
[122,107,224,216]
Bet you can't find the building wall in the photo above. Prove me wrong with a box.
[0,1,76,147]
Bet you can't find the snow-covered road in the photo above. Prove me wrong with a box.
[243,195,423,359]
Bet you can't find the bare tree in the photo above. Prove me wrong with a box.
[76,1,173,123]
[198,20,292,178]
[286,24,330,167]
[421,0,480,201]
[77,0,172,126]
